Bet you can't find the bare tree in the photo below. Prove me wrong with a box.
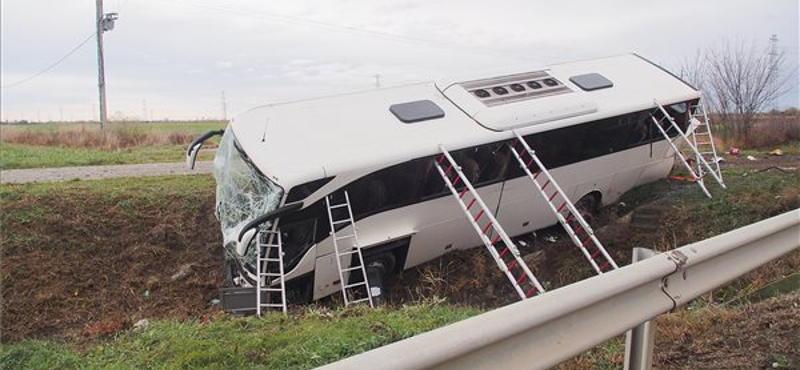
[679,38,794,141]
[678,50,706,91]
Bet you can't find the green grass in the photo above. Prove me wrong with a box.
[621,166,799,237]
[1,121,227,135]
[0,303,480,370]
[739,141,800,156]
[742,273,800,303]
[672,168,799,236]
[0,143,214,170]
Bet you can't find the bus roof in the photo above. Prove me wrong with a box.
[231,54,699,189]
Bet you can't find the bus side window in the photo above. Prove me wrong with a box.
[476,143,511,184]
[627,112,650,146]
[347,175,387,219]
[421,157,446,198]
[383,159,427,206]
[580,117,625,158]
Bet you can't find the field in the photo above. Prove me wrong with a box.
[1,117,799,369]
[2,115,797,170]
[0,121,225,169]
[1,146,799,369]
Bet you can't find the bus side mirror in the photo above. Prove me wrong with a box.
[186,129,224,170]
[186,143,202,170]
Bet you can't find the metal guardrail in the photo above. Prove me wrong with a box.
[314,209,800,370]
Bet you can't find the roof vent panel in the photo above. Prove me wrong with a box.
[569,73,614,91]
[389,100,445,124]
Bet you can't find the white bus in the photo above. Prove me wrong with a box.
[188,54,698,305]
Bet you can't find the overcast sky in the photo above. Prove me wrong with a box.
[1,0,798,122]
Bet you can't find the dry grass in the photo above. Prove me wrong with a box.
[0,125,196,151]
[744,115,800,148]
[712,113,800,149]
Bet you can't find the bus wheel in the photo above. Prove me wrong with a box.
[572,194,600,227]
[365,254,395,306]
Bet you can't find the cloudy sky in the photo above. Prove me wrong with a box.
[1,0,798,122]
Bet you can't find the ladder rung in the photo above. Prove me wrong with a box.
[260,272,283,277]
[344,282,368,290]
[329,203,349,209]
[260,288,283,292]
[261,257,282,262]
[342,266,363,272]
[335,234,355,240]
[338,249,360,256]
[260,303,286,308]
[349,297,371,304]
[332,219,352,226]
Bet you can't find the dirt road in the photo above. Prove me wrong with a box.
[0,161,214,184]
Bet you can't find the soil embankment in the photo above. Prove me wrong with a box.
[0,177,222,342]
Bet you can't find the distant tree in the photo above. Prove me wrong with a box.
[679,39,794,141]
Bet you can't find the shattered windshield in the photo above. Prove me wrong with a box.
[213,127,284,267]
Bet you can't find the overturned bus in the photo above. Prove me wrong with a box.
[187,53,723,312]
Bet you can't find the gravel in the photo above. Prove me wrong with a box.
[0,161,214,184]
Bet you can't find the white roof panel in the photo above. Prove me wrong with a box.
[230,54,699,189]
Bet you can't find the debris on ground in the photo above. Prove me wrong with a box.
[171,263,194,281]
[132,319,149,332]
[755,166,798,173]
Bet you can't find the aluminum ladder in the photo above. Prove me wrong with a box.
[688,97,724,186]
[652,99,726,198]
[325,191,374,307]
[434,145,545,300]
[509,131,619,274]
[256,227,287,316]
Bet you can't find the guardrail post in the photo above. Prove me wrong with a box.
[624,247,658,370]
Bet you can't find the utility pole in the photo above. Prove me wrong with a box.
[221,91,228,121]
[374,74,382,88]
[95,0,118,129]
[768,34,779,112]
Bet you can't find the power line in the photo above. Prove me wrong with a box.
[162,0,566,63]
[1,32,96,89]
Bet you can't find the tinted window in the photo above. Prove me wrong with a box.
[286,177,335,203]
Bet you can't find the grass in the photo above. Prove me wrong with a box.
[557,292,800,370]
[0,174,215,248]
[0,121,225,169]
[739,141,800,156]
[670,168,799,238]
[0,303,481,370]
[1,121,227,134]
[0,173,214,198]
[0,143,214,170]
[710,113,800,149]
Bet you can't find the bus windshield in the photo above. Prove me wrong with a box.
[213,127,284,267]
